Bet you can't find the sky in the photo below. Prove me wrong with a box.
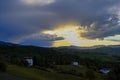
[1,0,120,47]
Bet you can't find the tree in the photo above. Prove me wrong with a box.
[0,53,7,72]
[0,62,7,72]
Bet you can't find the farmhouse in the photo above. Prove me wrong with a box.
[24,57,33,66]
[100,68,110,74]
[71,61,79,66]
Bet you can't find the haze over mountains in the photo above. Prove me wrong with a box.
[0,41,120,55]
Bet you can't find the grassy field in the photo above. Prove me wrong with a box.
[0,72,28,80]
[0,65,106,80]
[6,65,84,80]
[55,65,106,80]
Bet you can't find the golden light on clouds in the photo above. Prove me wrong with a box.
[43,24,120,47]
[21,0,55,5]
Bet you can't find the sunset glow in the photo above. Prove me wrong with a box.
[43,24,120,47]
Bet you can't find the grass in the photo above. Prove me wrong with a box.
[0,65,107,80]
[0,72,27,80]
[55,65,106,80]
[55,65,88,74]
[7,65,84,80]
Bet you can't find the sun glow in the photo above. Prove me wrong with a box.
[42,24,120,47]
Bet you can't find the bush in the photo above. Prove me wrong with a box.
[0,62,7,72]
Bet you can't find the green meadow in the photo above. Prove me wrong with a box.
[6,65,84,80]
[0,65,107,80]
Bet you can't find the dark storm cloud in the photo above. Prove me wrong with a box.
[47,0,120,39]
[19,34,64,47]
[0,0,60,43]
[0,0,120,46]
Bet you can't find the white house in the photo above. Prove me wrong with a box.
[24,57,33,66]
[71,61,79,66]
[100,68,110,74]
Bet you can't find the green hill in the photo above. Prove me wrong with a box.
[6,65,83,80]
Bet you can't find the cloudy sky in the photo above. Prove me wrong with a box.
[1,0,120,47]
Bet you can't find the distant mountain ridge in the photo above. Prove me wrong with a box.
[0,41,120,55]
[58,45,120,49]
[57,45,120,55]
[0,41,19,46]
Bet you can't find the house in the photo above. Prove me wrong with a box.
[24,57,33,66]
[71,61,79,66]
[100,68,110,74]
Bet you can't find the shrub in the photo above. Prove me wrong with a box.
[0,62,7,72]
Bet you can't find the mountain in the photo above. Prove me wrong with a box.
[57,45,120,55]
[0,41,19,46]
[1,41,120,55]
